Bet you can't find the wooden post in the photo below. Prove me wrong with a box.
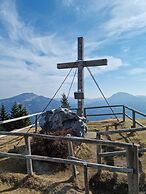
[123,105,126,122]
[84,165,89,194]
[96,131,102,173]
[114,125,117,130]
[67,134,77,178]
[84,108,87,118]
[127,145,139,194]
[131,110,136,128]
[24,136,33,176]
[35,115,38,133]
[77,37,84,116]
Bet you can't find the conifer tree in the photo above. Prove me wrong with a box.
[0,104,9,121]
[0,104,9,131]
[11,102,19,119]
[60,93,70,109]
[17,104,31,127]
[10,103,31,130]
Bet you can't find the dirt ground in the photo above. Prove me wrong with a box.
[0,183,40,194]
[0,172,84,194]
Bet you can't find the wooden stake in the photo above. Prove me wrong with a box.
[67,134,77,178]
[131,110,136,128]
[24,136,33,176]
[123,105,126,122]
[127,145,139,194]
[35,115,38,133]
[77,37,84,116]
[96,131,102,173]
[84,165,89,194]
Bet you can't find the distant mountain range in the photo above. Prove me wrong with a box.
[0,93,60,114]
[0,92,146,120]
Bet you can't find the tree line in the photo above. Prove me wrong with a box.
[0,93,70,131]
[0,103,31,131]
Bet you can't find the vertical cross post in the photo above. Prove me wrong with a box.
[77,37,84,116]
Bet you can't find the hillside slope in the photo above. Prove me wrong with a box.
[0,93,60,114]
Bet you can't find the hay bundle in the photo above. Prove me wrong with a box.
[31,129,77,159]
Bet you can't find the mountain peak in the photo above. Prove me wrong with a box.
[15,92,38,98]
[109,92,135,99]
[0,92,60,114]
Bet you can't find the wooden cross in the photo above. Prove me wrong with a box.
[57,37,107,116]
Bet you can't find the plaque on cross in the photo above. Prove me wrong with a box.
[57,37,107,116]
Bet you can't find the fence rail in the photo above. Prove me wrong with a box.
[0,131,133,148]
[72,104,146,128]
[85,112,123,117]
[0,112,43,125]
[96,126,146,135]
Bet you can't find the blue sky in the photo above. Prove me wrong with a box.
[0,0,146,99]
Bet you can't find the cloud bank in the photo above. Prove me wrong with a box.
[0,0,146,98]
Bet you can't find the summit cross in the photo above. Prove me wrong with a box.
[57,37,107,116]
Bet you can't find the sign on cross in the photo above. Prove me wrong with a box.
[57,37,107,116]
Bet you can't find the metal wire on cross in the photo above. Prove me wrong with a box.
[16,68,74,146]
[86,67,120,123]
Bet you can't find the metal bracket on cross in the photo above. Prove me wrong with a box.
[57,37,108,116]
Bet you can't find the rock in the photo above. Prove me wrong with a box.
[39,108,87,137]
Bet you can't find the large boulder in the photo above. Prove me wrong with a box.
[39,107,87,137]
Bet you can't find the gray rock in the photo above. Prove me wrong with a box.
[39,107,87,137]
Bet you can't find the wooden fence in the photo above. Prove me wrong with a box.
[84,105,146,127]
[95,126,146,194]
[72,105,146,128]
[0,105,145,133]
[0,104,146,193]
[0,131,139,194]
[96,126,146,158]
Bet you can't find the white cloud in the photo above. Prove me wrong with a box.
[0,0,77,98]
[128,68,146,75]
[62,0,74,7]
[99,56,124,72]
[104,0,146,37]
[1,0,145,99]
[62,0,146,37]
[83,55,126,80]
[0,0,33,42]
[0,0,125,98]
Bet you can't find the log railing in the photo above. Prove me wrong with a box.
[84,105,146,128]
[72,104,146,128]
[96,127,146,158]
[96,126,146,194]
[0,104,145,134]
[0,131,139,194]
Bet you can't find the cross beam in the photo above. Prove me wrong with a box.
[57,37,108,116]
[57,59,107,69]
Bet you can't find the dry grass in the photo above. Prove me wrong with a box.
[0,118,146,193]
